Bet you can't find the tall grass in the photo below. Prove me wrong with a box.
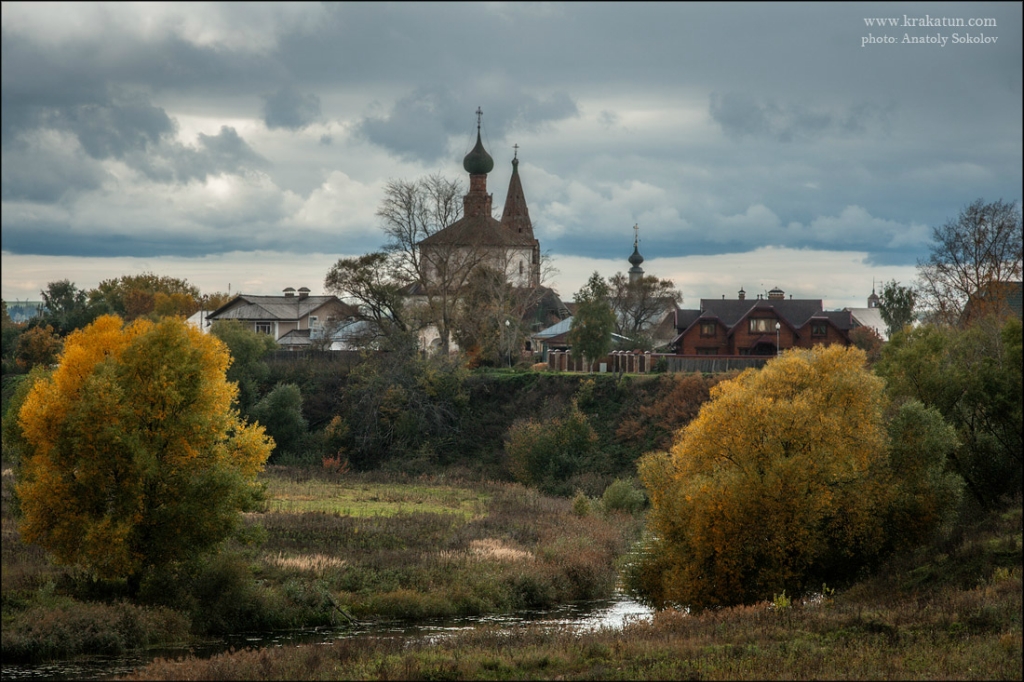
[247,473,641,620]
[3,467,642,663]
[123,502,1024,680]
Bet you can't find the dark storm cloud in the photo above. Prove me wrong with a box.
[49,93,176,159]
[194,127,267,174]
[128,125,269,185]
[1,215,381,259]
[263,85,322,130]
[357,86,578,163]
[0,141,108,202]
[1,67,268,197]
[709,93,890,143]
[1,1,1020,275]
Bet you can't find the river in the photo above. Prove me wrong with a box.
[1,594,653,680]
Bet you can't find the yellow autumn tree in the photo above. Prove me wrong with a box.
[15,315,273,586]
[635,345,916,610]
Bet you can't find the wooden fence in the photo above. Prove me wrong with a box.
[547,351,769,374]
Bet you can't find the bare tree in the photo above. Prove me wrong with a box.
[377,174,487,354]
[917,199,1022,325]
[607,272,682,342]
[377,174,464,285]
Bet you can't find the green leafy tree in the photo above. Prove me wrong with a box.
[14,324,62,369]
[249,383,308,461]
[2,300,26,373]
[883,400,964,547]
[210,320,278,413]
[15,315,273,587]
[506,398,599,496]
[917,199,1022,325]
[343,348,469,469]
[876,318,1022,509]
[40,280,96,335]
[567,272,616,370]
[324,252,412,350]
[88,273,202,321]
[632,345,959,611]
[878,279,917,337]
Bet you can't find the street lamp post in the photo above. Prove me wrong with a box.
[505,319,512,368]
[775,321,781,356]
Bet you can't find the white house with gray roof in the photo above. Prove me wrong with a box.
[206,287,357,348]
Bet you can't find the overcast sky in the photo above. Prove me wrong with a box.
[2,2,1021,309]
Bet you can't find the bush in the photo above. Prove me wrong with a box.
[572,491,591,517]
[601,478,646,515]
[249,383,308,461]
[506,399,599,496]
[1,600,189,663]
[343,350,469,469]
[876,318,1022,509]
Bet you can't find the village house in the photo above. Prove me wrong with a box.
[205,287,356,350]
[670,287,854,356]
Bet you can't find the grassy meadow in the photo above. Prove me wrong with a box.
[1,465,643,664]
[3,465,1020,679]
[129,500,1023,680]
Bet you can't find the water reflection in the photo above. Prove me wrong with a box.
[2,595,653,680]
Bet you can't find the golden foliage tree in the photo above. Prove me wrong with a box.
[15,315,273,585]
[634,344,956,610]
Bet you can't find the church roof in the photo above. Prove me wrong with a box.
[418,213,537,248]
[500,157,534,238]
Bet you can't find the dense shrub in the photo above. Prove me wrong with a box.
[342,349,469,469]
[1,600,189,663]
[614,372,729,454]
[876,317,1022,509]
[601,478,646,515]
[506,399,599,496]
[249,383,308,462]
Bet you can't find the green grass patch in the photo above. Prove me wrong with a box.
[264,477,489,519]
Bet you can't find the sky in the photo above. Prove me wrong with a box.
[2,2,1021,310]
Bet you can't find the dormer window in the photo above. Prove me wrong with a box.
[700,321,717,337]
[811,322,828,337]
[749,318,774,333]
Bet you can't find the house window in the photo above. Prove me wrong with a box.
[519,261,524,276]
[255,322,272,335]
[811,322,828,337]
[700,322,717,337]
[748,318,774,333]
[309,315,319,331]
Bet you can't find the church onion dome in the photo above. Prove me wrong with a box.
[463,130,494,175]
[628,244,645,268]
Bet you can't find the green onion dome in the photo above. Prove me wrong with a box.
[463,130,494,175]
